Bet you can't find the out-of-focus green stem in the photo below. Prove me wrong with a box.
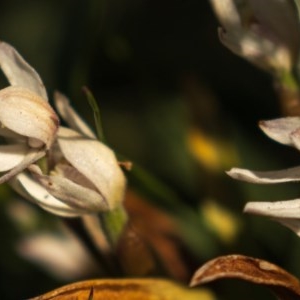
[280,70,299,91]
[99,205,128,248]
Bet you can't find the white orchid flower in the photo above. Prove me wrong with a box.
[0,42,59,183]
[11,92,126,217]
[209,0,300,73]
[227,116,300,237]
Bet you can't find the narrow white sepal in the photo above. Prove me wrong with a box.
[54,91,96,139]
[259,117,300,145]
[226,166,300,184]
[0,42,48,100]
[244,200,300,236]
[244,199,300,218]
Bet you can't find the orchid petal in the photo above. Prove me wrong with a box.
[209,0,241,30]
[0,86,59,149]
[249,0,300,60]
[54,91,96,139]
[244,200,300,236]
[259,117,300,145]
[290,128,300,150]
[0,148,45,184]
[29,164,109,212]
[219,28,291,71]
[227,166,300,184]
[0,42,48,100]
[57,127,126,209]
[12,172,83,217]
[0,144,28,172]
[0,127,23,139]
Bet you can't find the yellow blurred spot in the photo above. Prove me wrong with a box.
[202,199,241,244]
[188,128,239,172]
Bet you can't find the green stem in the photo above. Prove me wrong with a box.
[99,205,128,248]
[280,70,299,91]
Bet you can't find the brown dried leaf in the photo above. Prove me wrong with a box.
[119,190,189,281]
[30,278,215,300]
[190,254,300,300]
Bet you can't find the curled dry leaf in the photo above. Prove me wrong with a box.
[29,278,215,300]
[118,190,190,281]
[190,254,300,300]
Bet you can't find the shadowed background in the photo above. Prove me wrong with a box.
[0,1,299,299]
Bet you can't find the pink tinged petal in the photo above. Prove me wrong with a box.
[244,200,300,236]
[54,91,96,139]
[0,86,59,149]
[29,164,109,213]
[0,148,45,184]
[58,127,126,209]
[259,117,300,145]
[13,172,83,217]
[227,166,300,184]
[0,42,48,100]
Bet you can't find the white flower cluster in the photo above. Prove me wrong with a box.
[0,42,126,217]
[210,0,300,74]
[228,118,300,236]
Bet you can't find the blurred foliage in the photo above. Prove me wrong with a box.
[0,1,300,300]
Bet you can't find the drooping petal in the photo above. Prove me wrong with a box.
[54,91,96,139]
[0,86,59,149]
[0,144,28,172]
[259,117,300,145]
[28,164,109,213]
[219,28,291,71]
[244,199,300,236]
[249,0,300,61]
[0,148,45,184]
[209,0,242,30]
[57,127,126,210]
[0,42,48,100]
[227,166,300,184]
[210,0,292,72]
[11,172,83,217]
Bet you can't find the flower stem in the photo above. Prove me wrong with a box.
[99,205,128,248]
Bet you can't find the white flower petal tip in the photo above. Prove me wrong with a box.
[0,86,59,149]
[259,117,300,145]
[244,200,300,218]
[290,128,300,150]
[244,200,300,236]
[226,166,300,184]
[0,42,48,100]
